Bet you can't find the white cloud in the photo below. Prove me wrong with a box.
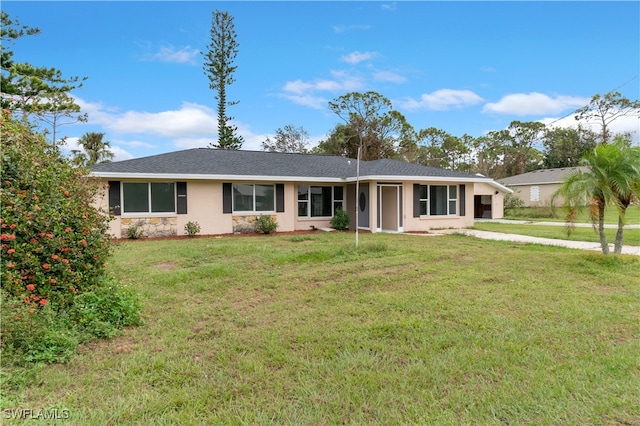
[483,92,589,116]
[101,102,216,138]
[341,51,379,65]
[58,97,276,159]
[170,121,267,152]
[398,89,483,111]
[109,146,135,162]
[333,24,371,34]
[279,94,328,110]
[283,79,343,95]
[280,70,364,109]
[141,45,199,65]
[373,70,406,84]
[381,3,397,11]
[118,139,157,150]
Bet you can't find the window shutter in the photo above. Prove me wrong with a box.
[413,184,421,218]
[276,184,284,213]
[459,184,466,216]
[177,182,187,214]
[223,183,232,214]
[108,181,121,216]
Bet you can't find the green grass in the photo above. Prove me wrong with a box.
[3,233,640,425]
[473,222,640,246]
[504,205,640,224]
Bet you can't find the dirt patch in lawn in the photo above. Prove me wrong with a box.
[153,261,178,270]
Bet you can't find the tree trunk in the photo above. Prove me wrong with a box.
[597,202,609,255]
[614,210,626,255]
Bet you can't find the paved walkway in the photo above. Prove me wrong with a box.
[426,220,640,256]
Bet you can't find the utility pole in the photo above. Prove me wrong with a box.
[355,145,361,249]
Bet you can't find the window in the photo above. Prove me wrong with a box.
[297,185,344,217]
[419,185,428,216]
[530,186,540,203]
[233,183,274,212]
[122,182,175,214]
[418,184,457,216]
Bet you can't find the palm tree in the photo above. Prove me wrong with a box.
[608,140,640,253]
[77,132,114,166]
[69,149,88,167]
[553,138,640,255]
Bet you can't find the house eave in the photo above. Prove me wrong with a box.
[89,172,346,183]
[90,172,513,193]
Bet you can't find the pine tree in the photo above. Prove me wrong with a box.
[203,10,243,150]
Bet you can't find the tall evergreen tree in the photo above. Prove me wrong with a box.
[203,10,243,150]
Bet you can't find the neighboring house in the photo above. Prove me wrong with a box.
[499,167,588,207]
[90,148,512,238]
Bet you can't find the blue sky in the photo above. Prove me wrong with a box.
[4,1,639,161]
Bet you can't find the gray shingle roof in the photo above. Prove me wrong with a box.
[499,167,588,186]
[91,148,489,181]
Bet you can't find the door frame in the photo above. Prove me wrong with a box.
[377,183,403,232]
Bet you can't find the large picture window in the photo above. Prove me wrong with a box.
[298,185,344,217]
[122,182,175,213]
[419,184,457,216]
[233,184,274,212]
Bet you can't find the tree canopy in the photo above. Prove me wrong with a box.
[262,125,310,153]
[1,12,87,144]
[575,92,640,144]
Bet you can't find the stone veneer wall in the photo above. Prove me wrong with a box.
[232,215,257,234]
[232,215,277,234]
[121,217,177,238]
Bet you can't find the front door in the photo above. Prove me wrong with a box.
[377,184,403,232]
[357,183,370,229]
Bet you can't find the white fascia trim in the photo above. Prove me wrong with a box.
[90,172,345,183]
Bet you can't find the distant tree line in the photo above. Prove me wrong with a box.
[265,90,638,180]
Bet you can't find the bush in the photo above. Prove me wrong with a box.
[254,215,278,234]
[0,110,140,365]
[184,221,201,237]
[330,208,350,230]
[1,280,140,365]
[68,279,141,338]
[126,224,144,239]
[1,111,113,307]
[504,193,526,210]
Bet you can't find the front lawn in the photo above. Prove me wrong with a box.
[3,232,639,424]
[474,222,640,246]
[504,205,640,224]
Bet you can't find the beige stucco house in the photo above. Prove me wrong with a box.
[499,167,587,207]
[90,148,511,238]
